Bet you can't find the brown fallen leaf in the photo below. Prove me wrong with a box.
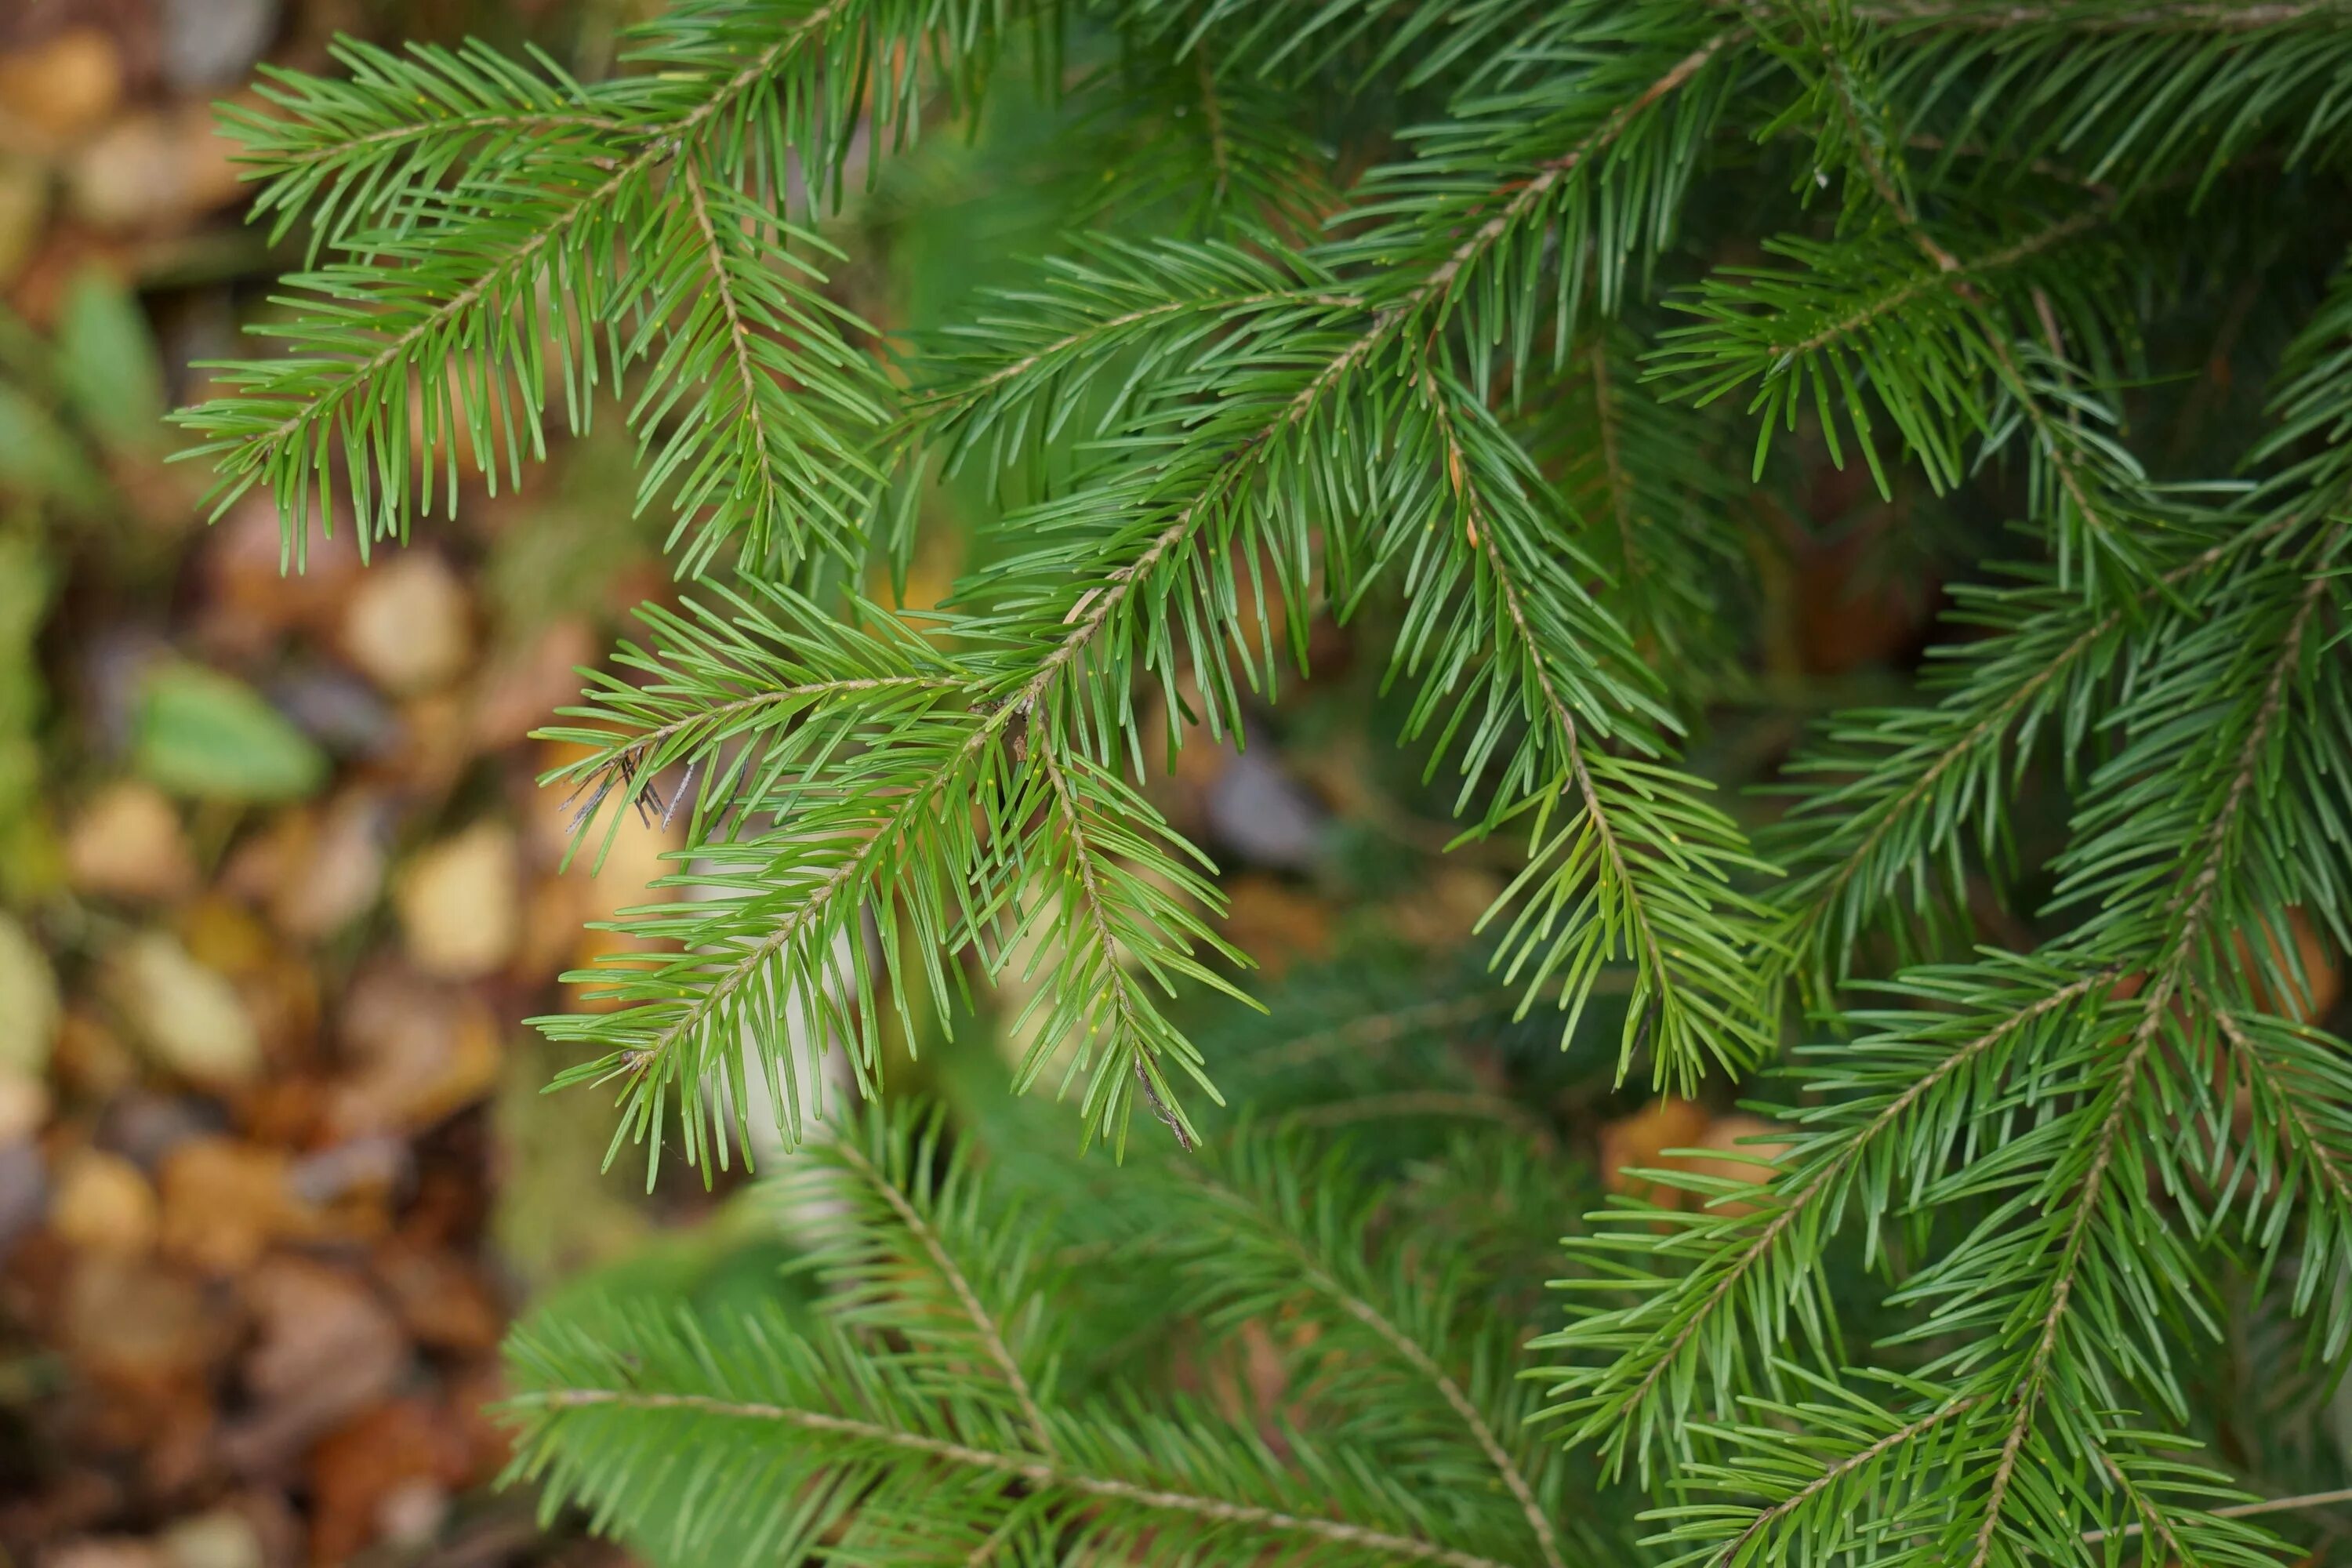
[57,1251,225,1393]
[227,791,390,943]
[65,781,197,903]
[111,932,261,1090]
[1678,1114,1795,1217]
[325,966,503,1139]
[522,738,684,922]
[339,553,474,698]
[371,1243,502,1355]
[0,28,124,143]
[195,495,362,657]
[65,103,246,231]
[0,1070,46,1140]
[1386,865,1504,951]
[155,1138,315,1276]
[223,1258,407,1480]
[306,1399,470,1566]
[470,618,595,752]
[393,823,519,980]
[1601,1101,1792,1216]
[2235,907,2343,1025]
[52,1011,139,1104]
[1218,875,1333,979]
[49,1149,157,1257]
[1599,1097,1713,1206]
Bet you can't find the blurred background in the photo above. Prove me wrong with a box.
[0,0,2065,1563]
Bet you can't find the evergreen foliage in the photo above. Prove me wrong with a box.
[188,0,2352,1561]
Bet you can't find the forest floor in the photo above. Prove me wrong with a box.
[0,3,712,1563]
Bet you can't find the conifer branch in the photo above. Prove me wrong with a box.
[194,12,2352,1557]
[1576,969,2112,1458]
[676,158,789,535]
[1586,347,1642,583]
[514,1387,1515,1568]
[1032,746,1203,1152]
[1309,1258,1561,1568]
[2212,1007,2352,1217]
[1421,369,1667,1025]
[1772,516,2292,979]
[1414,29,1741,309]
[1966,1006,2159,1565]
[1712,1392,1980,1566]
[1966,538,2335,1559]
[828,1136,1058,1453]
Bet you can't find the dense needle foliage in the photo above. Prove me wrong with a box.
[183,0,2352,1563]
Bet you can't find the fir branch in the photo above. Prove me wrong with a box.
[1192,1151,1566,1568]
[1965,997,2163,1566]
[504,1113,1561,1568]
[180,0,1022,568]
[2086,1483,2352,1544]
[514,1386,1516,1568]
[1165,1134,1570,1568]
[1709,1392,1980,1568]
[1416,367,1774,1089]
[826,1133,1058,1453]
[1768,516,2288,986]
[1541,962,2114,1476]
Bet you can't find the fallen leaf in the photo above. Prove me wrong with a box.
[58,1251,223,1391]
[40,1539,162,1568]
[221,792,390,942]
[1387,866,1503,950]
[306,1399,469,1566]
[384,691,472,799]
[1218,876,1332,978]
[223,1258,406,1480]
[66,105,247,232]
[372,1244,501,1353]
[0,1071,46,1139]
[65,781,197,902]
[1678,1114,1794,1217]
[92,1091,221,1171]
[471,618,593,751]
[52,266,165,452]
[111,932,260,1088]
[326,966,502,1138]
[49,1149,157,1257]
[197,495,361,652]
[0,29,123,142]
[0,379,103,508]
[155,1138,310,1275]
[2237,907,2343,1025]
[175,898,274,978]
[393,824,519,980]
[157,1508,263,1568]
[0,909,60,1077]
[175,899,320,1067]
[132,664,326,804]
[1599,1097,1712,1205]
[340,554,474,697]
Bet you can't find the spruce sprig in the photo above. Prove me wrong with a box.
[187,2,2352,1557]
